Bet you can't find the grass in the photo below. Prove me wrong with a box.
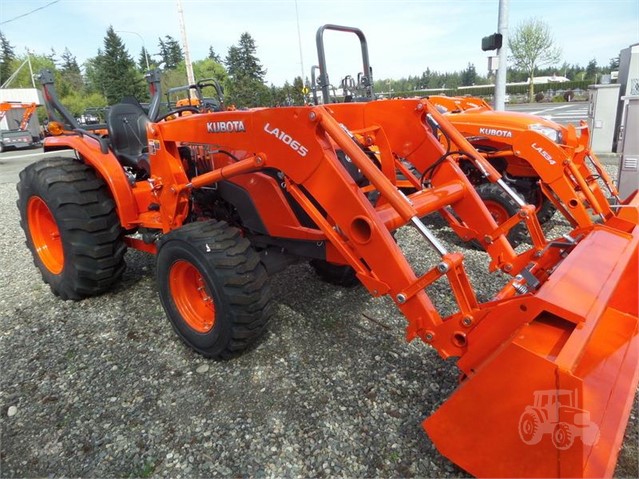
[130,459,157,478]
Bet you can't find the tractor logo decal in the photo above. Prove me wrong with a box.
[532,143,557,165]
[479,127,513,138]
[518,389,600,450]
[264,123,309,157]
[207,120,246,133]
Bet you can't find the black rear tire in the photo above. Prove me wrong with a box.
[309,259,360,287]
[156,220,273,358]
[17,157,126,300]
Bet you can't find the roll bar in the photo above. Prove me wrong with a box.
[315,24,374,104]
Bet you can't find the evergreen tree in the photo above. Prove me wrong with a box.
[224,32,268,107]
[585,58,598,81]
[208,46,221,63]
[94,27,147,104]
[461,63,477,86]
[46,47,57,65]
[138,46,151,71]
[291,76,305,105]
[60,47,84,91]
[225,33,266,81]
[158,35,183,69]
[609,55,620,70]
[61,47,80,74]
[0,31,16,84]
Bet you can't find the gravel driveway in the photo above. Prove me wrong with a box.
[1,170,637,477]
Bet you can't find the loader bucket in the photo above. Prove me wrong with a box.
[424,223,639,478]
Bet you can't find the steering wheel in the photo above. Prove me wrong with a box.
[156,106,200,122]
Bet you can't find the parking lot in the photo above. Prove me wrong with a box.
[507,101,590,125]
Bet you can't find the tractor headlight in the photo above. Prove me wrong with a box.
[528,123,563,144]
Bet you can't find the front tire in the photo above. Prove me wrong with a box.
[17,157,126,299]
[476,183,526,247]
[156,220,272,358]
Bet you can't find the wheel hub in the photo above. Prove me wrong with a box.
[169,259,216,333]
[27,196,64,274]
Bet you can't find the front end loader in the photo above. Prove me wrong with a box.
[17,64,638,478]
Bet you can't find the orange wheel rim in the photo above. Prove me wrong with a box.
[27,196,64,274]
[484,200,510,225]
[169,260,216,333]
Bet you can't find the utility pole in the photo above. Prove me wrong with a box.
[494,0,509,110]
[176,0,195,86]
[295,0,305,81]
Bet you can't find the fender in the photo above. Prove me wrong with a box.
[44,135,139,228]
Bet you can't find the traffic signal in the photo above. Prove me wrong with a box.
[481,33,503,51]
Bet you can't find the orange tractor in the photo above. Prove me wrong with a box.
[18,64,638,478]
[312,25,636,246]
[428,95,627,231]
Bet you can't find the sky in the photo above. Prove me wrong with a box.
[1,0,638,87]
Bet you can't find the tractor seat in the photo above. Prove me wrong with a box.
[107,102,151,173]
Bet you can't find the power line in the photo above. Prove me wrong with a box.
[0,0,61,26]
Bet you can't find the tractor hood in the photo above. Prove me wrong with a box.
[445,109,567,145]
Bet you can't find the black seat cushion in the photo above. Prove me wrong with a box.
[107,102,150,171]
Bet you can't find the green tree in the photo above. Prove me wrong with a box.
[208,46,222,63]
[225,33,266,81]
[461,63,477,86]
[609,55,620,70]
[269,84,285,106]
[508,18,561,102]
[92,27,147,104]
[138,46,153,71]
[61,91,108,117]
[585,58,598,82]
[160,58,228,98]
[291,76,305,105]
[0,31,16,85]
[7,54,56,88]
[60,47,84,92]
[224,32,268,107]
[158,35,183,70]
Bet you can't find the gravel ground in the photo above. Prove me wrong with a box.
[1,168,637,478]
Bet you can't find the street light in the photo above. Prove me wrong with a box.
[116,30,150,70]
